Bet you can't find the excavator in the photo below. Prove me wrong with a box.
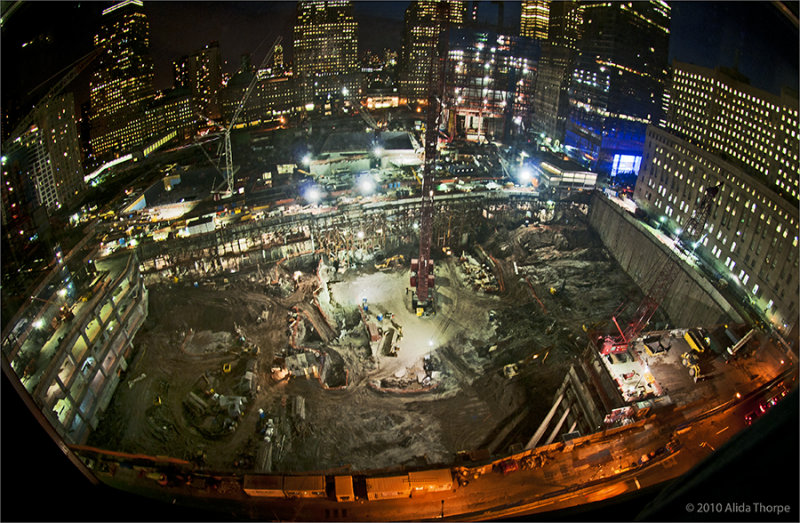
[375,254,405,270]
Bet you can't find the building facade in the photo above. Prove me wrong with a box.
[293,0,360,107]
[530,1,583,145]
[635,62,799,335]
[663,61,799,203]
[89,0,155,161]
[3,251,148,445]
[520,1,549,40]
[564,0,671,181]
[445,29,538,143]
[173,41,223,121]
[3,93,86,216]
[399,0,465,102]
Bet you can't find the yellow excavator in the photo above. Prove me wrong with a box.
[375,254,405,270]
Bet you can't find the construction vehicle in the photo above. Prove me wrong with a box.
[681,328,709,382]
[375,254,405,270]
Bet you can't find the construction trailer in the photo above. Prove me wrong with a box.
[366,475,412,500]
[282,475,326,498]
[243,474,285,497]
[334,475,355,502]
[408,469,453,496]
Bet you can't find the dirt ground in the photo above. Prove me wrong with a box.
[89,206,652,473]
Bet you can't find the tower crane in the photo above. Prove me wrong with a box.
[410,2,449,315]
[599,183,721,355]
[4,46,103,146]
[213,36,282,197]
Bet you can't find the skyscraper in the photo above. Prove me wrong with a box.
[445,29,538,142]
[88,0,155,161]
[399,0,465,102]
[293,0,359,107]
[3,93,85,215]
[530,1,582,144]
[173,42,223,121]
[565,1,671,181]
[520,1,549,40]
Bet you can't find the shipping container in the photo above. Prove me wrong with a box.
[408,469,453,495]
[243,475,285,498]
[366,476,411,500]
[283,475,326,498]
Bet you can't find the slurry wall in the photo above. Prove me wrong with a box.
[589,193,742,328]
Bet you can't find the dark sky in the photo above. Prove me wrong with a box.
[1,1,798,125]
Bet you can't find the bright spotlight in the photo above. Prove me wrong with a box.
[33,318,45,330]
[358,174,376,195]
[357,230,364,239]
[518,166,533,184]
[373,146,383,157]
[301,154,311,166]
[57,288,67,298]
[342,86,349,96]
[305,185,322,204]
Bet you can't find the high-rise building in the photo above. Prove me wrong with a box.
[520,1,549,40]
[399,0,465,102]
[293,0,359,107]
[664,61,799,202]
[634,64,799,336]
[445,29,538,143]
[565,1,670,181]
[88,0,155,160]
[3,93,85,215]
[530,1,582,145]
[173,42,223,121]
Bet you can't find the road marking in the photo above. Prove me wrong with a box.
[715,426,729,435]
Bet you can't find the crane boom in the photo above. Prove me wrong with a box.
[220,35,282,195]
[5,47,103,145]
[600,184,721,354]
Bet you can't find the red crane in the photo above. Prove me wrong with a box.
[599,184,721,354]
[410,3,449,315]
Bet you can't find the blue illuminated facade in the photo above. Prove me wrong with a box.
[564,1,671,183]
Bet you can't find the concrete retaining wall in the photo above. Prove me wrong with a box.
[589,193,742,328]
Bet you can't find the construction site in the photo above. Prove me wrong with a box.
[88,194,651,472]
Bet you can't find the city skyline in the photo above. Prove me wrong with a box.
[2,2,798,118]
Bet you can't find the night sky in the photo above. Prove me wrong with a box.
[0,1,798,127]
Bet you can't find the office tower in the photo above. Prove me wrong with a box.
[530,1,582,145]
[664,61,799,201]
[399,0,465,102]
[520,1,549,40]
[173,42,223,121]
[88,0,155,160]
[221,54,298,126]
[293,0,359,107]
[273,44,284,71]
[565,1,671,180]
[634,63,799,336]
[445,29,538,143]
[3,93,85,214]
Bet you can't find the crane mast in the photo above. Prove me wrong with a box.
[218,36,282,196]
[410,3,448,315]
[600,184,721,354]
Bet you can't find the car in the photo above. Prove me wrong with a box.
[744,410,761,426]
